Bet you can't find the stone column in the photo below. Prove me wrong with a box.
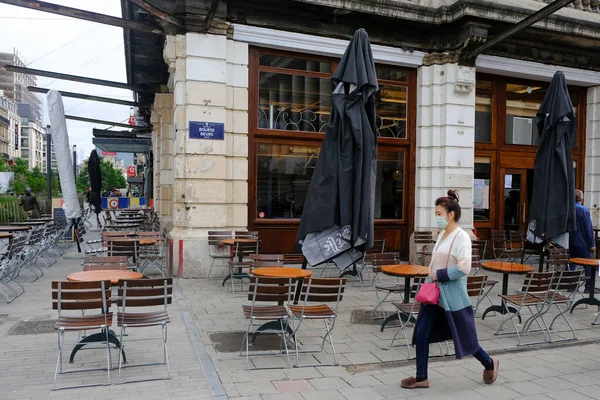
[152,93,174,228]
[411,53,476,262]
[162,31,249,278]
[585,86,600,226]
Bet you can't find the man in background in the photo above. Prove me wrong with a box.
[570,189,596,292]
[19,188,40,218]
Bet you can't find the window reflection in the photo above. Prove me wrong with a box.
[475,95,492,143]
[505,83,577,146]
[474,159,491,221]
[256,144,405,220]
[258,72,332,132]
[259,55,332,73]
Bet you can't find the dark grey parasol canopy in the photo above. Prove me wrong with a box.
[88,150,103,215]
[296,28,379,271]
[527,71,576,248]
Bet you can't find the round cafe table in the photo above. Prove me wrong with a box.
[65,269,143,363]
[66,269,143,285]
[221,238,259,286]
[379,264,429,331]
[250,267,313,342]
[570,258,600,312]
[0,225,30,232]
[481,261,532,320]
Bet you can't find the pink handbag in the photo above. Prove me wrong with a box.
[415,282,439,304]
[415,233,458,305]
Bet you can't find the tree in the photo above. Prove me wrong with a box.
[76,158,126,193]
[27,167,46,194]
[51,169,61,196]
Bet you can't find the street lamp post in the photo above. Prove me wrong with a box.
[46,125,52,203]
[72,144,77,184]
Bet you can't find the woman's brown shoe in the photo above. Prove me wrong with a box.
[401,376,429,389]
[483,358,499,384]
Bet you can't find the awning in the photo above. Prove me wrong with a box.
[93,137,151,153]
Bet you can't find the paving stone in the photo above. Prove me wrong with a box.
[272,379,315,393]
[505,380,550,395]
[300,389,345,400]
[308,376,352,391]
[545,389,596,400]
[338,386,386,400]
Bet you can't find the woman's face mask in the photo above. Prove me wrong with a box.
[436,215,449,230]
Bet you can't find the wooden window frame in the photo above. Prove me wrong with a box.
[248,46,417,227]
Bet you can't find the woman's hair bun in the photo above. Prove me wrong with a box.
[447,189,459,203]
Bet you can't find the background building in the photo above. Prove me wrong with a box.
[0,49,42,123]
[120,0,600,276]
[42,128,56,173]
[17,103,44,170]
[0,90,19,160]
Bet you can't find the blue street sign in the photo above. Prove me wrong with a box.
[189,121,225,140]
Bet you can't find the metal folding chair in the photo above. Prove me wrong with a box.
[496,271,554,345]
[116,278,172,382]
[52,280,113,389]
[207,230,233,281]
[288,277,347,367]
[240,276,294,368]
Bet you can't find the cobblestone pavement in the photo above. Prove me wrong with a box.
[4,241,600,399]
[178,263,600,399]
[0,243,216,400]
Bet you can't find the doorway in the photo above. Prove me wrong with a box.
[501,168,534,232]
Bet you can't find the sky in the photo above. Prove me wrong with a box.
[0,0,133,162]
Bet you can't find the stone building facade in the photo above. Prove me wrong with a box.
[122,0,600,276]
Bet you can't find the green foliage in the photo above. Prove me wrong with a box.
[51,169,61,196]
[0,158,9,172]
[27,167,46,194]
[76,158,126,193]
[6,158,62,198]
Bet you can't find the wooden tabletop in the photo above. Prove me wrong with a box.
[66,270,143,284]
[570,258,600,268]
[252,267,312,279]
[381,264,429,277]
[105,237,153,243]
[482,261,533,274]
[0,225,30,232]
[222,238,259,245]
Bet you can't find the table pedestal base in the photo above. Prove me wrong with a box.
[251,321,294,344]
[222,273,250,287]
[69,329,125,364]
[380,311,415,332]
[570,297,600,313]
[481,305,521,323]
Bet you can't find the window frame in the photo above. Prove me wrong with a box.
[249,46,416,226]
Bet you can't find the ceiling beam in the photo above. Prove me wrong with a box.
[5,65,149,92]
[28,87,143,107]
[465,0,575,60]
[65,115,138,129]
[0,0,163,34]
[203,0,220,32]
[128,0,184,28]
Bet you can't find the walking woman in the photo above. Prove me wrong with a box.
[401,190,499,389]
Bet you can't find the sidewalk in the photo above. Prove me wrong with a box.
[178,268,600,400]
[0,244,214,400]
[3,243,600,399]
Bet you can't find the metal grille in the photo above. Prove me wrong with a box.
[209,330,285,353]
[7,319,56,335]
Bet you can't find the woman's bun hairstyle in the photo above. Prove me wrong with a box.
[447,190,459,203]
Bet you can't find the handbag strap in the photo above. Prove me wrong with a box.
[444,230,459,268]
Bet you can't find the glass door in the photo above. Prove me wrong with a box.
[501,168,529,232]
